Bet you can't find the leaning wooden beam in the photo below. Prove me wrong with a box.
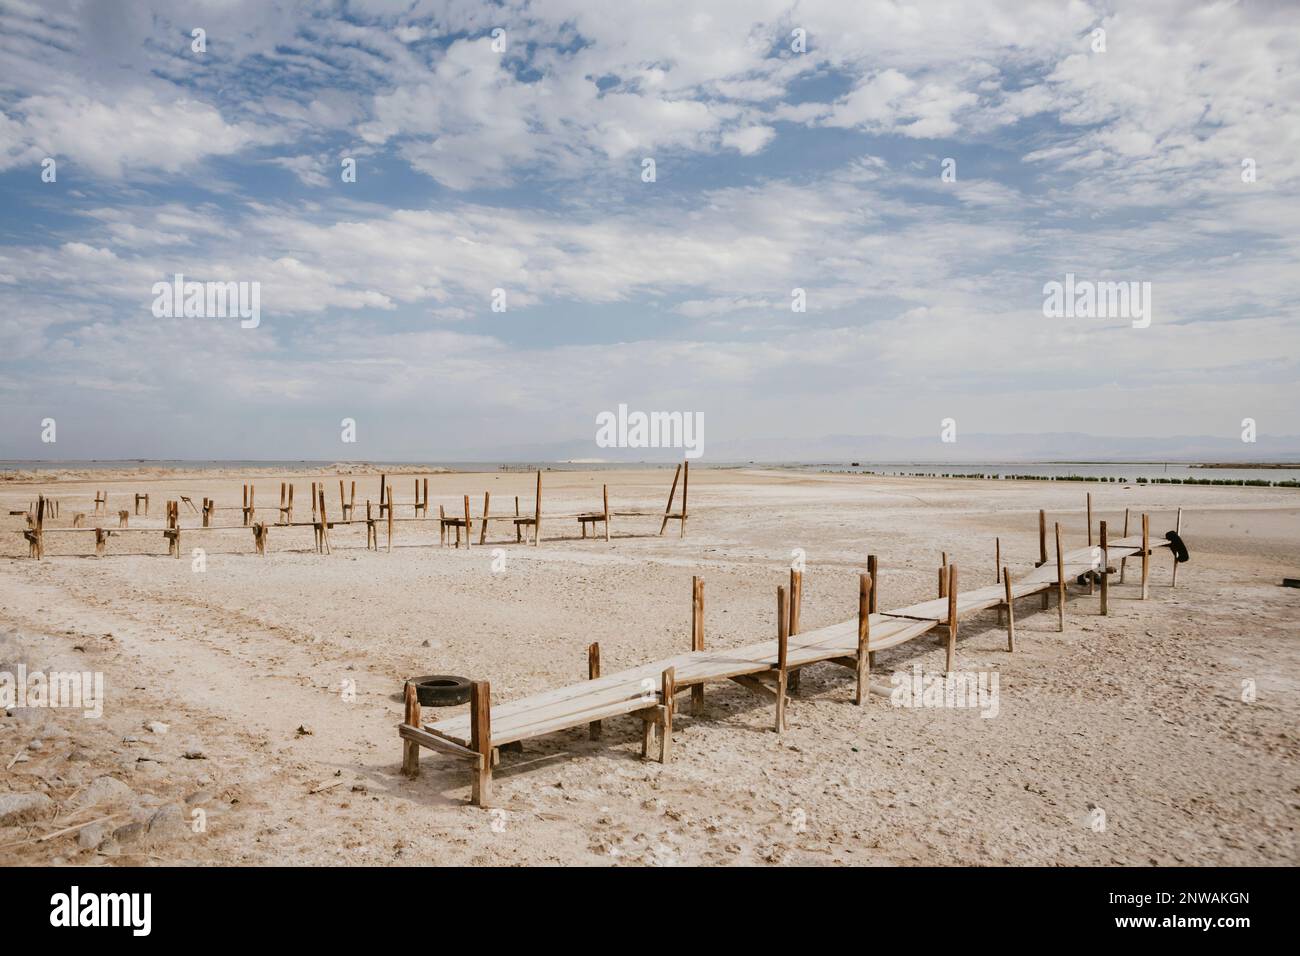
[659,463,682,535]
[679,461,689,538]
[691,576,704,713]
[855,572,871,705]
[469,680,492,807]
[775,585,789,733]
[588,643,602,739]
[479,492,490,545]
[1055,522,1066,632]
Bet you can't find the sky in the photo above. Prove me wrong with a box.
[0,0,1298,462]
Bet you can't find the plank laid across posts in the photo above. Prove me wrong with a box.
[469,681,492,807]
[1003,567,1015,651]
[587,643,602,739]
[855,572,871,705]
[1141,512,1150,600]
[945,563,958,673]
[402,682,421,777]
[690,577,704,713]
[1099,520,1109,616]
[788,568,803,695]
[1172,508,1182,587]
[479,492,490,545]
[774,585,789,734]
[1055,522,1066,632]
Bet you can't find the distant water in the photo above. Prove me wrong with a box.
[3,459,1299,484]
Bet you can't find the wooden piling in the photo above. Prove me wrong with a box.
[1086,492,1093,547]
[1141,512,1150,600]
[691,577,704,713]
[1039,509,1050,608]
[463,494,472,549]
[1099,520,1108,616]
[602,484,610,542]
[775,585,789,733]
[533,470,542,546]
[855,572,871,705]
[1055,522,1065,632]
[1003,567,1015,651]
[387,492,395,553]
[402,682,421,777]
[867,554,878,668]
[469,680,492,807]
[479,492,490,545]
[659,667,675,763]
[1120,508,1130,582]
[945,563,958,673]
[588,643,602,739]
[788,569,803,696]
[680,461,689,538]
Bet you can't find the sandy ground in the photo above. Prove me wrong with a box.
[0,467,1296,866]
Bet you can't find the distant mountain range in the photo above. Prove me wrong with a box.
[468,432,1300,463]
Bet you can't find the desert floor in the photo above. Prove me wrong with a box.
[1,466,1296,866]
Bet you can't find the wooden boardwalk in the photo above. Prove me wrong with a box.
[400,512,1180,806]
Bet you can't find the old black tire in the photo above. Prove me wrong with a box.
[410,675,472,707]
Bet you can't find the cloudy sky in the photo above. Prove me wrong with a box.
[1,0,1297,461]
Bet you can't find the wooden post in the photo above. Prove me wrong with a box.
[867,554,878,668]
[366,502,376,550]
[318,488,331,555]
[1171,508,1182,587]
[602,484,610,542]
[855,572,871,705]
[423,479,429,519]
[1120,508,1130,583]
[945,563,958,673]
[387,493,394,553]
[679,460,689,538]
[439,505,446,546]
[479,492,490,545]
[588,643,602,739]
[533,470,542,546]
[659,667,675,763]
[1099,520,1109,616]
[118,510,128,529]
[659,464,682,535]
[514,496,521,543]
[339,480,347,521]
[1086,492,1093,547]
[469,680,492,807]
[775,585,789,734]
[95,527,107,556]
[1003,567,1015,651]
[938,565,947,598]
[402,682,421,777]
[1055,522,1066,632]
[995,537,1004,624]
[788,569,803,696]
[379,474,387,518]
[463,494,472,549]
[1039,509,1050,608]
[1141,512,1150,600]
[690,577,704,713]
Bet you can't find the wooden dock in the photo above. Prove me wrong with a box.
[400,512,1179,806]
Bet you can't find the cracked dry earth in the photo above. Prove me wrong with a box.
[1,468,1297,866]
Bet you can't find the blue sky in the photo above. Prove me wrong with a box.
[1,0,1298,461]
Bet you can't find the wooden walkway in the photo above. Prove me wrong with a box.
[400,513,1179,806]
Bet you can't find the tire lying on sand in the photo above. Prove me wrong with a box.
[409,675,473,707]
